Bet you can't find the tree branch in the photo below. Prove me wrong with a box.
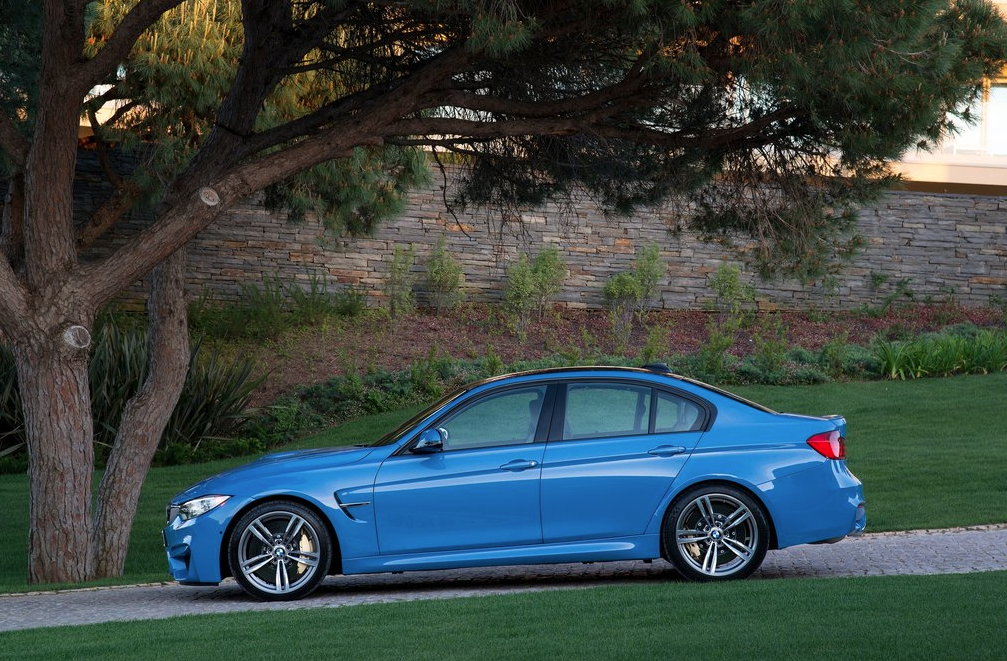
[76,111,142,251]
[383,107,805,152]
[241,46,472,157]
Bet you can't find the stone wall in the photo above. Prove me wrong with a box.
[60,152,1003,311]
[170,179,1007,311]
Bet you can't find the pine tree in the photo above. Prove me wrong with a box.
[0,0,1005,585]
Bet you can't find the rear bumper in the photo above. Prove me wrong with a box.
[760,459,866,549]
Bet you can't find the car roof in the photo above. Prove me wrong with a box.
[464,364,776,414]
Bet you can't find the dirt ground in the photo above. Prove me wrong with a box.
[240,303,1002,406]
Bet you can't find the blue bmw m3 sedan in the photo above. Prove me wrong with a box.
[164,365,866,600]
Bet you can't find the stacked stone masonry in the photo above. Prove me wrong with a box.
[93,173,1007,310]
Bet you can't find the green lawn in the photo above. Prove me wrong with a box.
[1,374,1005,592]
[2,572,1005,660]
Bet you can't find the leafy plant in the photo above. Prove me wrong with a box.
[752,314,788,374]
[602,243,666,348]
[528,245,568,315]
[287,274,337,326]
[385,244,417,318]
[873,329,1007,380]
[503,253,537,336]
[503,245,568,336]
[602,271,644,349]
[424,235,465,312]
[708,262,756,328]
[331,285,368,317]
[697,263,756,381]
[861,276,914,318]
[640,322,672,364]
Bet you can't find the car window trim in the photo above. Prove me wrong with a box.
[547,377,716,443]
[395,382,557,455]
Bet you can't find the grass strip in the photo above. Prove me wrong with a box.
[1,571,1005,660]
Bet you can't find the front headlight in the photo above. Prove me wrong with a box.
[176,495,231,521]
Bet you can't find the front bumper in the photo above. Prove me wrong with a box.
[163,506,233,585]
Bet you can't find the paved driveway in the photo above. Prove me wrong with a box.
[2,524,1005,632]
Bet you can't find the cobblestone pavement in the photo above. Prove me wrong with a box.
[2,524,1005,633]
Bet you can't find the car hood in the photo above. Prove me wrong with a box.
[171,445,375,502]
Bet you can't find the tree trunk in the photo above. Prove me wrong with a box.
[15,330,96,584]
[91,249,190,578]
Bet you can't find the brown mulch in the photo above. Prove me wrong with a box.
[237,303,1003,407]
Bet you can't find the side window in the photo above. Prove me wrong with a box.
[564,383,650,440]
[439,386,547,450]
[654,390,703,433]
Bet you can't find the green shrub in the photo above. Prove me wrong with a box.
[424,235,465,311]
[602,243,666,348]
[873,329,1007,380]
[632,243,664,307]
[503,253,537,335]
[385,244,417,318]
[161,338,262,453]
[482,344,505,377]
[191,273,363,340]
[331,285,368,317]
[752,314,788,373]
[696,326,735,382]
[640,323,672,364]
[708,262,755,327]
[529,245,568,314]
[188,277,288,340]
[288,274,337,326]
[503,245,568,335]
[861,275,914,318]
[787,347,818,365]
[602,271,643,347]
[698,263,757,382]
[235,277,289,339]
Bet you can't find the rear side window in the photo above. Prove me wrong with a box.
[564,383,651,440]
[654,390,704,433]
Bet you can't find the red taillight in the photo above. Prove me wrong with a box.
[807,430,846,460]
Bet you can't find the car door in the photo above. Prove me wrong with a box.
[372,384,552,556]
[540,381,707,543]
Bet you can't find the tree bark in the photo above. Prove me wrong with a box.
[91,248,190,578]
[1,173,25,268]
[14,328,96,584]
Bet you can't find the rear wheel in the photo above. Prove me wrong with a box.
[663,485,768,581]
[228,501,332,601]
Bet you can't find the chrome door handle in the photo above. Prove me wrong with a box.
[499,459,540,472]
[648,445,687,457]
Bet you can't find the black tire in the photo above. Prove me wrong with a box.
[227,500,332,601]
[663,484,769,581]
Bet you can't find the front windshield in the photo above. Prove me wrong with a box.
[369,386,468,447]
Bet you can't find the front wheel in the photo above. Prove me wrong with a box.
[228,501,332,601]
[663,485,769,581]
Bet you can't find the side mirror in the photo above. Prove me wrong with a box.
[412,428,446,454]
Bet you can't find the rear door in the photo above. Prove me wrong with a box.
[540,381,707,543]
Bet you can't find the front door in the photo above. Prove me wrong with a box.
[373,385,550,555]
